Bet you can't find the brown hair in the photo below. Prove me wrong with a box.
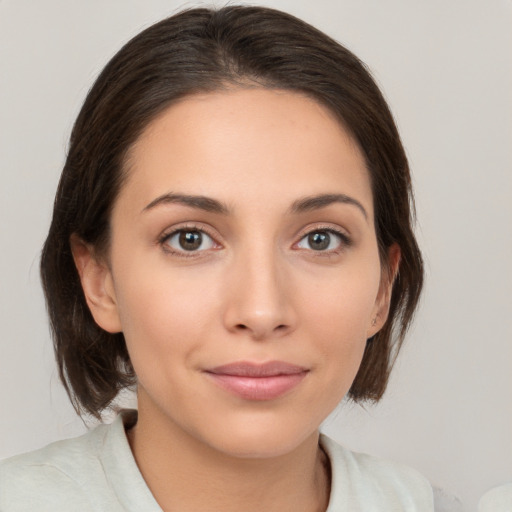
[41,5,423,418]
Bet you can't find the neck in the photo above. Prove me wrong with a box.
[127,398,330,512]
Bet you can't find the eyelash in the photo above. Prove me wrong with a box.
[158,223,220,258]
[158,224,351,258]
[294,226,352,256]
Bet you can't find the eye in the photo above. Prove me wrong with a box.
[163,229,217,253]
[296,229,347,252]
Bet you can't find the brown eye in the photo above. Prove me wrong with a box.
[296,229,347,252]
[179,230,202,250]
[307,232,330,251]
[165,229,216,252]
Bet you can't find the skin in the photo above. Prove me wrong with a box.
[73,88,398,512]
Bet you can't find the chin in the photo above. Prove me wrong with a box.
[193,414,321,460]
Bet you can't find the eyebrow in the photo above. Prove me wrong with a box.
[291,193,368,219]
[142,192,367,219]
[142,193,230,214]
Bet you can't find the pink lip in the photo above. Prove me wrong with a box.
[204,361,308,401]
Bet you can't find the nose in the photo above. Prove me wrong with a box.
[222,246,297,341]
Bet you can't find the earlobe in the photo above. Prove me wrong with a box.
[70,234,122,333]
[367,243,401,338]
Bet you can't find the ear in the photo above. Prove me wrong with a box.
[70,234,122,333]
[367,243,401,338]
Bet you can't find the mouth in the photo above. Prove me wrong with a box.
[204,361,309,401]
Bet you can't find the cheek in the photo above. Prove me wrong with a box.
[111,257,220,368]
[296,262,380,381]
[299,263,380,337]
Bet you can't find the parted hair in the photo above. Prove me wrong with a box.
[41,5,423,419]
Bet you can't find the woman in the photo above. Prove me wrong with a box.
[0,6,431,511]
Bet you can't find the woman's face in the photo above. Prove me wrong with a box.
[83,88,394,457]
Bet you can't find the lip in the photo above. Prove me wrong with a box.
[204,361,309,401]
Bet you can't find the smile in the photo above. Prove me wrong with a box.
[204,361,309,401]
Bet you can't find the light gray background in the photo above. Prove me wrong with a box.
[1,1,511,510]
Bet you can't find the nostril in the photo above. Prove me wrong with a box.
[235,324,248,330]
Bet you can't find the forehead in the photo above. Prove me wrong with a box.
[119,88,373,217]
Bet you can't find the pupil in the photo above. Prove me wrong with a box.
[179,231,202,250]
[308,231,330,250]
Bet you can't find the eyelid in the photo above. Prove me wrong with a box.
[295,223,351,241]
[158,222,223,256]
[293,224,352,252]
[157,222,351,256]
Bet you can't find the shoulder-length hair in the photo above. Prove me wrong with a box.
[41,5,423,419]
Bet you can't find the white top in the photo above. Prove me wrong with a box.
[0,410,434,511]
[478,483,512,512]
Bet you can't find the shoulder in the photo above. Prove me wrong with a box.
[0,420,115,511]
[321,434,434,511]
[479,483,512,512]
